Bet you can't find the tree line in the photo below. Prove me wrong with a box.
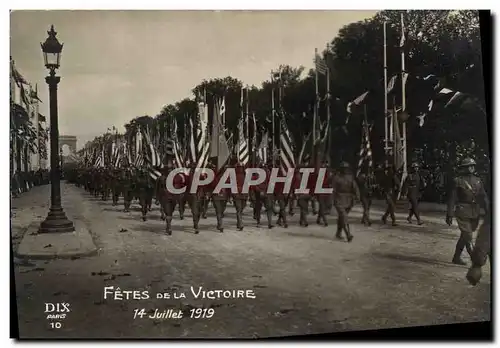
[79,10,490,202]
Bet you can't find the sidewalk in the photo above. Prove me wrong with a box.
[12,183,97,260]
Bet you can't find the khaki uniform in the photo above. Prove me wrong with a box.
[402,168,425,224]
[381,168,400,226]
[332,168,359,241]
[447,173,489,264]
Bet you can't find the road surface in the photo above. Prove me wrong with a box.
[12,183,491,338]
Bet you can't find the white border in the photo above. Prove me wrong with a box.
[4,2,498,347]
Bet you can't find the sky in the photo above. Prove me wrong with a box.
[10,10,377,149]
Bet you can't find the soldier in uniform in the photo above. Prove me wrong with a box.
[332,161,359,241]
[136,168,155,221]
[233,162,248,231]
[110,167,122,206]
[446,158,489,265]
[381,164,400,226]
[275,167,289,229]
[121,165,134,213]
[316,159,332,227]
[402,162,425,225]
[157,160,185,235]
[210,164,228,232]
[357,171,373,226]
[293,164,310,226]
[254,161,274,228]
[186,163,202,234]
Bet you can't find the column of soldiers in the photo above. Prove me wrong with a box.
[66,156,490,277]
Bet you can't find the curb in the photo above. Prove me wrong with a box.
[15,219,98,260]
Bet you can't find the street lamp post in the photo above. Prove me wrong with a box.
[38,25,75,234]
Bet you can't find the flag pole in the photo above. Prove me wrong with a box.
[383,21,389,157]
[313,48,319,165]
[326,44,331,165]
[246,86,249,144]
[271,73,275,167]
[393,96,397,168]
[400,12,408,178]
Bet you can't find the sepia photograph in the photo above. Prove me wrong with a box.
[10,9,491,339]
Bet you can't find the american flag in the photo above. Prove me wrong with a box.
[356,121,373,177]
[279,113,295,174]
[315,53,327,75]
[237,119,249,166]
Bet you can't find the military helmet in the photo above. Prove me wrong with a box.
[460,158,476,167]
[411,162,419,168]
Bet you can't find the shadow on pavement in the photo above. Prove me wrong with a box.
[372,251,465,269]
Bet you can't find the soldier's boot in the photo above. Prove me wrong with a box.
[112,193,119,206]
[202,198,209,219]
[141,206,148,221]
[452,239,467,265]
[335,225,343,240]
[390,212,397,226]
[216,211,224,233]
[345,224,353,243]
[381,211,388,224]
[406,210,413,224]
[311,200,318,215]
[193,217,200,234]
[414,209,423,225]
[165,217,173,235]
[236,212,244,231]
[300,209,308,227]
[160,205,166,220]
[321,213,328,227]
[279,208,288,228]
[289,199,295,216]
[266,207,274,229]
[179,201,185,220]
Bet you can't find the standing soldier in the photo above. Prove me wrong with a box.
[446,158,489,265]
[357,171,373,226]
[111,167,121,206]
[402,162,425,225]
[233,162,247,231]
[332,161,359,242]
[381,164,400,226]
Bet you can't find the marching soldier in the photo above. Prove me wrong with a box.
[157,160,185,235]
[402,162,425,225]
[186,163,202,234]
[254,161,274,228]
[110,167,121,206]
[446,158,489,265]
[332,161,359,242]
[211,164,229,232]
[357,171,373,226]
[233,162,247,231]
[122,165,134,213]
[275,167,289,229]
[294,164,311,227]
[137,168,155,221]
[381,163,400,226]
[316,159,332,227]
